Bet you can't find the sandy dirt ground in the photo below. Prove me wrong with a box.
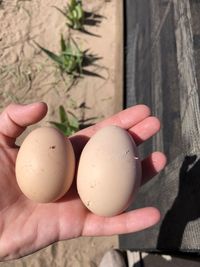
[0,0,123,266]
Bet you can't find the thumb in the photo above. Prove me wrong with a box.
[0,102,48,146]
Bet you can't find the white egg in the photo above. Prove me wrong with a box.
[77,125,141,217]
[15,127,75,203]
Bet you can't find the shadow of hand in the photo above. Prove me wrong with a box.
[157,155,200,250]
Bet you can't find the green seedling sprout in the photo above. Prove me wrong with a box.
[34,35,102,80]
[34,35,84,77]
[49,105,79,136]
[67,0,84,30]
[54,0,84,30]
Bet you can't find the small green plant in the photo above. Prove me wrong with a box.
[54,0,84,30]
[35,35,85,77]
[49,105,79,136]
[66,0,84,30]
[35,35,101,79]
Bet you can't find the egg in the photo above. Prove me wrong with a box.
[77,125,141,217]
[15,126,75,203]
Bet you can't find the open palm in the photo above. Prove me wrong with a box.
[0,102,166,261]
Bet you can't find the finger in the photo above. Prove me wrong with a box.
[75,105,151,138]
[141,152,167,185]
[70,114,160,161]
[70,105,151,157]
[129,116,161,145]
[0,102,48,145]
[82,207,160,236]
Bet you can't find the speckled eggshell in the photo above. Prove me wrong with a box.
[77,125,141,217]
[15,126,75,203]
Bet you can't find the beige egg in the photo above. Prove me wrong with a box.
[15,127,75,203]
[77,125,141,217]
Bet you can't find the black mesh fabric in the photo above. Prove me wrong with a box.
[120,0,200,253]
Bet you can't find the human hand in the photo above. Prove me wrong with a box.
[0,102,166,261]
